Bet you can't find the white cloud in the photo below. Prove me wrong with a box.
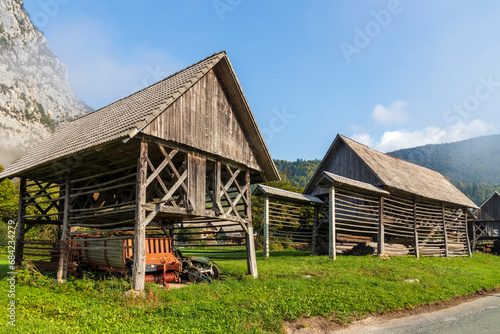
[372,100,409,126]
[351,132,374,147]
[45,18,183,109]
[351,119,495,152]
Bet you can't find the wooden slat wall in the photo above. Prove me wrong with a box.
[477,193,500,221]
[143,69,261,172]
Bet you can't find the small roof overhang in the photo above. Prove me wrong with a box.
[252,184,323,205]
[317,171,390,197]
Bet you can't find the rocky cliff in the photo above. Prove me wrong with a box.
[0,0,91,166]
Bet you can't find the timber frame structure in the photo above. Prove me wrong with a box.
[0,51,280,291]
[255,135,477,258]
[470,191,500,251]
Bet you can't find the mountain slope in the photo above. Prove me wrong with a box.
[0,0,91,165]
[388,134,500,185]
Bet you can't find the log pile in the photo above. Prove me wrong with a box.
[342,242,375,256]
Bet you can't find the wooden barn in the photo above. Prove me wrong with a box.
[256,134,477,258]
[0,51,279,291]
[471,191,500,250]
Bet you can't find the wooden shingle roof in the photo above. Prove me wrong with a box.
[305,134,477,208]
[0,51,280,182]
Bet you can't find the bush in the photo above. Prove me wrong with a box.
[0,221,8,247]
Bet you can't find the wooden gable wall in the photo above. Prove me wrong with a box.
[478,193,500,220]
[142,69,261,172]
[308,140,383,196]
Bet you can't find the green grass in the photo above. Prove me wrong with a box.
[2,250,500,333]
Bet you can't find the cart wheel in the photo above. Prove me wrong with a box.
[187,267,202,283]
[212,263,221,279]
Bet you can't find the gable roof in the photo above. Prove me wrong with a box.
[0,51,280,182]
[474,191,500,220]
[478,191,500,209]
[305,134,477,208]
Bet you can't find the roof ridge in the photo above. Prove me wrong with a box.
[68,51,226,124]
[478,190,500,208]
[340,134,442,175]
[336,134,386,186]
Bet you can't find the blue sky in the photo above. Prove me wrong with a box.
[23,0,500,160]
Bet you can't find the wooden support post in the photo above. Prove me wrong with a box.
[133,138,148,291]
[472,221,477,252]
[311,206,319,255]
[246,224,258,278]
[263,196,270,258]
[245,172,251,219]
[329,186,336,260]
[15,177,26,266]
[244,171,257,277]
[442,203,449,258]
[413,199,420,259]
[213,161,223,215]
[378,197,385,256]
[57,171,72,281]
[465,209,472,257]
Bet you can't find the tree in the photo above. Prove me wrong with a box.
[0,164,18,221]
[251,175,304,235]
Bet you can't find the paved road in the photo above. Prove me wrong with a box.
[333,293,500,334]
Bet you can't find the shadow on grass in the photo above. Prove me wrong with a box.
[256,250,311,258]
[0,263,10,279]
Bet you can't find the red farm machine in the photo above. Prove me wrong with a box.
[74,235,221,286]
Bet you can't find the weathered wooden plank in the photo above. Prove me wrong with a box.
[413,199,420,258]
[329,186,336,260]
[188,153,206,216]
[132,138,148,291]
[142,69,261,172]
[15,177,26,266]
[442,202,449,258]
[57,171,72,281]
[378,197,385,255]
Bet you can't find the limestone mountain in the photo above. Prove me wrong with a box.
[0,0,91,165]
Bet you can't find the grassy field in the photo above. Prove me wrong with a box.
[2,250,500,333]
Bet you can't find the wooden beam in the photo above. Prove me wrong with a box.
[472,221,477,252]
[413,199,420,259]
[442,203,449,258]
[329,186,336,260]
[465,209,472,257]
[57,170,72,281]
[246,225,258,278]
[132,138,148,291]
[213,161,223,215]
[263,196,270,258]
[15,177,26,266]
[378,197,385,256]
[311,206,319,255]
[245,172,251,217]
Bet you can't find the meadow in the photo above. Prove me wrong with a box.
[2,250,500,333]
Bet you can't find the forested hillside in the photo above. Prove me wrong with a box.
[274,133,500,205]
[273,159,321,188]
[388,134,500,204]
[388,134,500,185]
